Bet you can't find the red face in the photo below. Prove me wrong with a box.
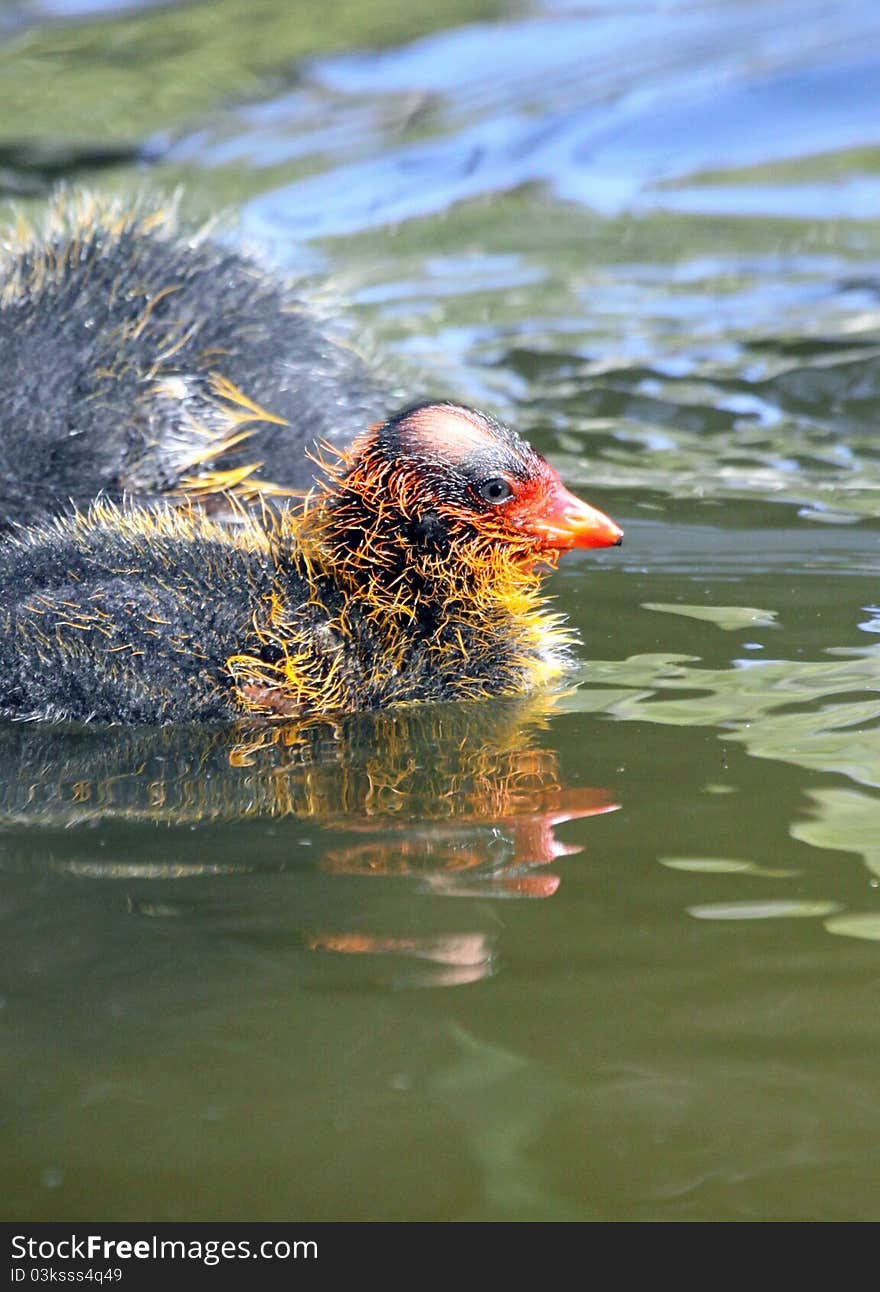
[482,458,623,552]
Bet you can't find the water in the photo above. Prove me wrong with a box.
[2,0,880,1221]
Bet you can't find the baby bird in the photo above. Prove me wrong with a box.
[0,192,385,527]
[0,402,622,725]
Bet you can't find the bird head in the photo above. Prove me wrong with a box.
[316,401,622,569]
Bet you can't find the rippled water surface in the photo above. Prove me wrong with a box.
[3,0,880,1221]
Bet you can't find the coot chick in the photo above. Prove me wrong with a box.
[0,402,622,724]
[0,191,386,526]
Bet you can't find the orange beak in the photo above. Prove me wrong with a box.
[516,476,623,551]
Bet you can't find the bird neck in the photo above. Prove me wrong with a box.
[288,452,553,630]
[230,457,577,718]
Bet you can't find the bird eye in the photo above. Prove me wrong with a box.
[476,477,514,505]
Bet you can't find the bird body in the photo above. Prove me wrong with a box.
[0,498,563,724]
[0,193,385,526]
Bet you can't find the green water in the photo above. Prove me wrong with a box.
[2,0,880,1221]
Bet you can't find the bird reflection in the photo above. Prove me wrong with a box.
[0,697,618,987]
